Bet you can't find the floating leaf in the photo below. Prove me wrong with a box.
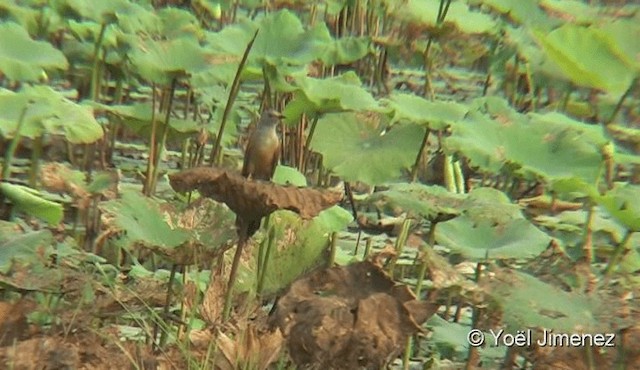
[437,216,551,261]
[100,190,190,249]
[0,86,103,143]
[597,184,640,232]
[284,72,381,121]
[129,37,213,84]
[386,0,497,35]
[0,224,54,274]
[484,269,605,333]
[0,183,63,225]
[311,112,424,185]
[446,97,609,182]
[0,22,68,82]
[534,24,637,97]
[386,93,468,130]
[366,184,465,222]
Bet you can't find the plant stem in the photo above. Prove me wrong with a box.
[328,232,338,267]
[223,237,246,320]
[90,23,108,102]
[302,115,319,173]
[464,262,483,370]
[149,78,178,194]
[606,77,637,125]
[257,225,277,295]
[388,218,412,277]
[410,127,430,182]
[603,230,633,278]
[143,84,158,196]
[210,29,259,165]
[155,263,178,351]
[2,104,29,181]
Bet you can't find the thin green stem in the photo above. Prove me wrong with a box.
[223,237,246,321]
[603,230,634,278]
[210,29,259,165]
[302,115,319,173]
[2,104,30,181]
[410,127,430,183]
[90,23,108,102]
[257,225,277,295]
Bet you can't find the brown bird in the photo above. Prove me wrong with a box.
[239,109,283,237]
[242,109,283,181]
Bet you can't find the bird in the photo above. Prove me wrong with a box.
[238,109,283,237]
[241,109,283,181]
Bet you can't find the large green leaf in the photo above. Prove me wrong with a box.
[599,19,640,72]
[100,190,190,248]
[319,36,371,66]
[437,216,550,261]
[469,0,556,28]
[96,101,237,145]
[366,183,465,221]
[435,187,550,261]
[0,22,68,81]
[0,183,63,225]
[386,93,468,130]
[484,269,606,333]
[0,86,103,143]
[311,112,424,185]
[386,0,497,35]
[0,225,54,274]
[446,97,609,182]
[283,72,381,121]
[55,0,148,24]
[250,9,330,66]
[596,184,640,232]
[534,24,638,97]
[244,205,352,295]
[129,37,213,85]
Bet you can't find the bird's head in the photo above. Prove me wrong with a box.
[259,109,284,127]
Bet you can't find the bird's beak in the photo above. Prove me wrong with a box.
[270,110,285,119]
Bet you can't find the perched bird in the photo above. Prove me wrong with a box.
[238,109,283,237]
[242,109,283,181]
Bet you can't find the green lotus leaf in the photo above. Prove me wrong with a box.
[461,187,523,224]
[598,19,640,71]
[100,190,190,249]
[250,9,330,66]
[386,93,468,130]
[0,1,41,35]
[484,269,606,333]
[129,37,213,85]
[596,184,640,232]
[0,22,68,82]
[96,101,231,143]
[0,225,54,274]
[366,183,466,221]
[55,0,147,24]
[539,0,602,24]
[469,0,556,28]
[311,112,424,185]
[446,97,609,182]
[533,24,637,97]
[319,36,371,66]
[0,183,63,225]
[386,0,497,35]
[246,205,352,295]
[436,216,550,261]
[283,72,380,121]
[0,86,103,143]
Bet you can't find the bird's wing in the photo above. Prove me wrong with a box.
[269,139,280,179]
[241,131,256,178]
